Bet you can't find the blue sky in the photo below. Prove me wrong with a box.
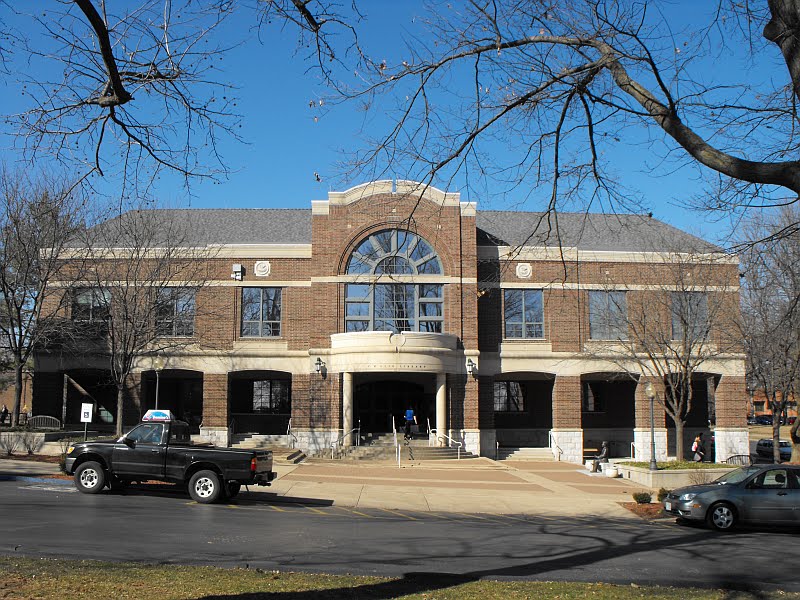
[0,1,784,246]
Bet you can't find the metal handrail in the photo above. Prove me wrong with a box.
[392,415,400,468]
[429,428,463,459]
[227,418,235,448]
[286,418,298,449]
[330,421,361,459]
[548,431,563,462]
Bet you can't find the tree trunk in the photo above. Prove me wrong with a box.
[11,362,24,427]
[790,418,800,464]
[115,385,125,437]
[773,420,782,463]
[675,420,684,461]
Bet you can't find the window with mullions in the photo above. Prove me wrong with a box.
[156,288,196,337]
[588,291,628,340]
[72,288,110,322]
[241,288,282,337]
[346,229,442,275]
[344,229,444,333]
[252,379,291,413]
[494,381,526,412]
[345,283,443,333]
[504,289,544,339]
[671,292,708,340]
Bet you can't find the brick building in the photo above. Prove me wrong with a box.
[32,181,748,462]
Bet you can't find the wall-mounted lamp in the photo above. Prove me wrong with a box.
[315,357,325,374]
[466,358,476,375]
[231,263,244,281]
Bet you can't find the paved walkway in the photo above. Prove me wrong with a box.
[0,456,647,518]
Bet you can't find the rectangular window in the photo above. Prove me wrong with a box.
[493,381,526,412]
[71,288,110,322]
[374,284,414,332]
[156,288,196,337]
[252,379,290,413]
[345,284,371,332]
[418,284,443,333]
[241,287,281,337]
[504,289,544,339]
[588,291,628,340]
[671,292,708,340]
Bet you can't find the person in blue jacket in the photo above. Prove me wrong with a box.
[404,406,417,441]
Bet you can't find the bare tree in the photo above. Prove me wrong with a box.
[3,1,240,189]
[0,169,87,426]
[71,208,215,436]
[588,251,741,461]
[739,207,800,463]
[6,1,800,236]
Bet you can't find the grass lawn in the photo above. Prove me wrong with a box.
[749,425,794,439]
[0,556,797,599]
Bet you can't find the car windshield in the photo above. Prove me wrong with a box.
[714,466,762,485]
[779,441,792,448]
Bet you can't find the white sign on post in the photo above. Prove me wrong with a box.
[80,403,93,423]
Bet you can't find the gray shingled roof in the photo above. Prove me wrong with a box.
[86,209,312,246]
[476,211,721,253]
[86,208,719,253]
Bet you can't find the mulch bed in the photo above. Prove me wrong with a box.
[621,502,671,520]
[0,454,62,464]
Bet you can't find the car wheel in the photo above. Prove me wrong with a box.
[188,470,222,504]
[227,482,241,499]
[74,461,106,494]
[707,502,737,531]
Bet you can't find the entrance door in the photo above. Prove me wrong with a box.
[355,381,428,433]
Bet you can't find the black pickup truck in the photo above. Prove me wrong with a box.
[65,416,276,504]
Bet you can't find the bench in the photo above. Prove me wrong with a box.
[26,415,62,429]
[724,454,752,466]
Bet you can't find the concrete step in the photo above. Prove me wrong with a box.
[313,444,477,461]
[497,446,555,461]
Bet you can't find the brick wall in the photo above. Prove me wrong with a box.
[715,375,747,427]
[553,376,581,428]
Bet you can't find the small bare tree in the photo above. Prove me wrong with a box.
[72,208,215,436]
[739,207,800,463]
[588,251,741,461]
[0,169,87,426]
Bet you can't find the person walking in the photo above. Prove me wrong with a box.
[692,432,706,462]
[0,404,8,425]
[403,406,417,441]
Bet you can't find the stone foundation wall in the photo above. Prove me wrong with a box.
[714,427,750,462]
[632,428,668,462]
[550,429,583,463]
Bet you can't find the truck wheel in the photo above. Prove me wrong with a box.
[188,470,222,504]
[74,461,106,494]
[227,482,241,499]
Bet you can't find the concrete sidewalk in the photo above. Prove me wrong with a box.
[259,457,646,518]
[0,456,648,518]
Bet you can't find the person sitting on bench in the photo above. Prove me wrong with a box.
[591,441,610,473]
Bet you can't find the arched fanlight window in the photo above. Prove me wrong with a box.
[346,229,442,275]
[344,229,444,333]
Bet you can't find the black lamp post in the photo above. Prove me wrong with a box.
[645,381,658,471]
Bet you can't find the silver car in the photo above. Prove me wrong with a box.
[663,465,800,531]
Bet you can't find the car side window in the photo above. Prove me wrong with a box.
[753,469,789,489]
[126,423,164,444]
[788,470,800,490]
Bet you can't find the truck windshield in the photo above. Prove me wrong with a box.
[126,423,165,444]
